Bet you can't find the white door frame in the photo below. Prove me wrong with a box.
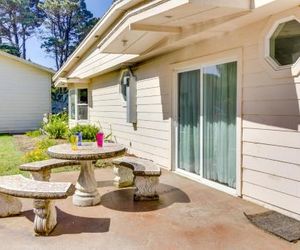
[171,48,243,196]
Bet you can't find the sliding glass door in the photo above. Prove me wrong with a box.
[202,62,237,188]
[177,61,237,189]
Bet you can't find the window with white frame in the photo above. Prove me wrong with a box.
[69,88,88,120]
[267,18,300,67]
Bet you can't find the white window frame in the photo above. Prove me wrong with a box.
[69,88,89,122]
[171,49,242,197]
[265,16,300,71]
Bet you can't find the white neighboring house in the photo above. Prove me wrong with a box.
[54,0,300,220]
[0,51,54,133]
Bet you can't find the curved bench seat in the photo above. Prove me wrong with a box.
[0,175,75,199]
[113,157,161,176]
[112,157,161,201]
[20,159,79,172]
[19,159,79,182]
[0,175,75,236]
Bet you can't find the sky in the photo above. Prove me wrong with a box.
[26,0,113,70]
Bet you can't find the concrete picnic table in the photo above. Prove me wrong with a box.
[47,142,126,207]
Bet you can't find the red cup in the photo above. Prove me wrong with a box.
[96,132,104,147]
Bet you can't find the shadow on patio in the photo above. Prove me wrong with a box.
[22,208,110,236]
[1,168,298,249]
[100,183,190,212]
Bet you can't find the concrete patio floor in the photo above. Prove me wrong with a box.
[0,168,299,250]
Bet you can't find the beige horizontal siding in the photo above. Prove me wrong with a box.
[243,142,300,165]
[90,70,171,167]
[243,44,258,60]
[243,71,295,87]
[243,169,300,198]
[243,115,300,132]
[137,95,169,105]
[240,7,300,218]
[243,100,300,116]
[243,182,300,215]
[243,129,300,148]
[243,58,266,75]
[82,6,300,217]
[243,156,300,182]
[243,84,300,101]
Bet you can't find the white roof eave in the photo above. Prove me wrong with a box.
[54,0,300,82]
[0,50,55,75]
[53,0,144,82]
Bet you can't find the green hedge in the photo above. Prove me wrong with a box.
[69,124,99,141]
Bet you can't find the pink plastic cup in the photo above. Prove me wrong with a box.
[96,132,104,147]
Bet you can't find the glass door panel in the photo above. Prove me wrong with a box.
[178,70,201,175]
[202,62,237,188]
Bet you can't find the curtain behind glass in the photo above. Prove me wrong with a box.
[203,62,237,188]
[178,70,201,175]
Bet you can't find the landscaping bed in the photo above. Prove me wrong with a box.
[0,112,116,176]
[0,133,113,176]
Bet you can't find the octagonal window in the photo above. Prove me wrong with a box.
[270,19,300,66]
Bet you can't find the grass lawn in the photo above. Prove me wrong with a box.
[0,134,24,176]
[0,134,80,176]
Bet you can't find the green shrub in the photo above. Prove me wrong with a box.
[69,124,99,141]
[26,130,42,138]
[42,112,69,139]
[36,138,57,151]
[49,112,68,123]
[23,138,57,163]
[44,120,68,139]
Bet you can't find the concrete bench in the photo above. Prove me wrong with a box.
[0,175,75,236]
[20,159,79,181]
[112,157,161,201]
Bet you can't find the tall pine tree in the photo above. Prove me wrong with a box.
[0,0,44,59]
[39,0,98,70]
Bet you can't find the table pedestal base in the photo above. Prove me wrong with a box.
[73,161,100,207]
[73,190,100,207]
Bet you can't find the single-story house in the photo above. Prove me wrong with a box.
[0,51,54,133]
[54,0,300,220]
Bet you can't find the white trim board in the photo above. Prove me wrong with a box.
[175,169,237,197]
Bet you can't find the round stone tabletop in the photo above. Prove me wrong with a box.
[47,142,126,161]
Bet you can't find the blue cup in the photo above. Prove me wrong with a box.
[76,132,82,146]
